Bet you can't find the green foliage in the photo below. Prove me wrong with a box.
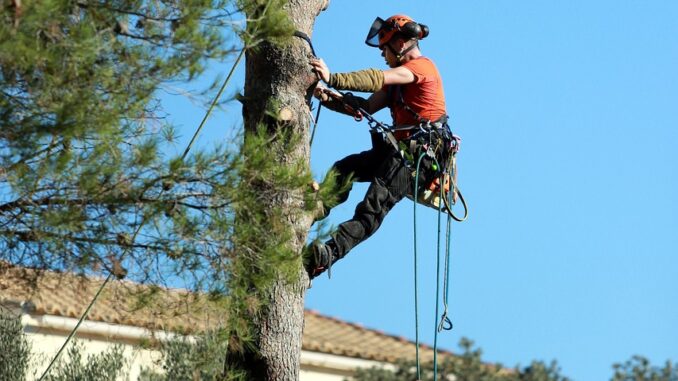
[237,0,296,48]
[42,341,127,381]
[611,356,678,381]
[352,338,570,381]
[1,0,308,378]
[0,310,31,381]
[223,124,316,378]
[139,330,229,381]
[0,312,126,381]
[0,0,241,285]
[0,0,299,295]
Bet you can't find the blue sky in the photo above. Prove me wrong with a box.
[161,1,678,380]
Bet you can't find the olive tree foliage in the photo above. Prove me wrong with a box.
[0,309,31,381]
[352,338,571,381]
[611,356,678,381]
[138,330,228,381]
[0,0,308,292]
[41,342,128,381]
[0,310,126,381]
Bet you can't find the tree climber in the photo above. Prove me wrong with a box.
[306,15,454,278]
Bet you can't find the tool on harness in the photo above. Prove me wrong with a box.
[386,79,468,221]
[391,109,467,221]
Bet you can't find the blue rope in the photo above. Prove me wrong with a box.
[439,189,454,332]
[414,151,458,381]
[433,171,444,380]
[413,152,427,380]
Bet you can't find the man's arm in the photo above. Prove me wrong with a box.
[313,86,388,117]
[365,89,389,114]
[383,66,416,85]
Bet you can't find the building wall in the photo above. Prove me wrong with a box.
[20,313,388,381]
[25,330,159,381]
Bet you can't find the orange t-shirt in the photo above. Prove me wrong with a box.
[388,56,447,127]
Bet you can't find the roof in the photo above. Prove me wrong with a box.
[0,263,452,363]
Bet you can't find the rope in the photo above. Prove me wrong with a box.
[412,152,427,380]
[182,48,245,160]
[433,170,444,380]
[292,30,324,148]
[414,149,459,381]
[38,218,146,381]
[442,147,468,222]
[437,209,454,332]
[439,181,456,331]
[38,48,246,381]
[38,275,109,380]
[309,100,322,147]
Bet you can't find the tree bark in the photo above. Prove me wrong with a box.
[234,1,328,380]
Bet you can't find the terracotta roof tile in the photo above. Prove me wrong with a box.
[0,264,453,363]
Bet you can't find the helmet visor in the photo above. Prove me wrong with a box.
[365,17,386,47]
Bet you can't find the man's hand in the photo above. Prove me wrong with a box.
[342,93,363,111]
[314,83,343,103]
[310,57,330,83]
[313,83,331,101]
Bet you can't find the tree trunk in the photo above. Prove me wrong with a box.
[232,1,328,380]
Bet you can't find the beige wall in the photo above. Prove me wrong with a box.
[20,313,390,381]
[25,330,158,381]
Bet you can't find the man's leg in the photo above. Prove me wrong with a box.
[331,152,376,201]
[306,149,384,278]
[307,136,419,278]
[318,147,381,220]
[330,152,411,259]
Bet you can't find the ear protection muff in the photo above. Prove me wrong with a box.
[399,21,429,40]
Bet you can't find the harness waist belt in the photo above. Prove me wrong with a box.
[393,120,448,141]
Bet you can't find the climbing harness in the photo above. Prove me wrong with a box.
[404,131,468,222]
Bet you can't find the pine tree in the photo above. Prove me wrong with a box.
[223,0,330,379]
[1,0,243,284]
[2,0,331,379]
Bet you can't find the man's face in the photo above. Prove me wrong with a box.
[380,43,399,68]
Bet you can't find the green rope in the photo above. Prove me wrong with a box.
[38,275,113,381]
[309,100,322,147]
[413,152,427,380]
[38,218,146,381]
[182,48,245,160]
[414,152,457,381]
[439,192,454,333]
[433,171,444,380]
